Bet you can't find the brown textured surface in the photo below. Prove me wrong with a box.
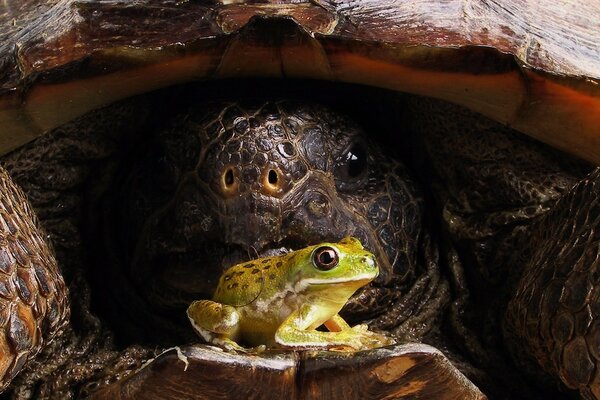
[0,1,598,165]
[0,80,598,398]
[411,97,589,285]
[90,346,298,400]
[0,167,69,391]
[299,344,484,399]
[413,97,597,397]
[90,344,484,399]
[505,169,600,399]
[0,89,458,397]
[0,98,157,398]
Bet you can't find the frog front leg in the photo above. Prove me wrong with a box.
[275,306,395,351]
[187,300,244,351]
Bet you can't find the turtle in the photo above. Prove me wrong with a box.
[0,0,598,399]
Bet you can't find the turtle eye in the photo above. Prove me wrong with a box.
[312,246,339,271]
[345,144,367,178]
[335,143,368,183]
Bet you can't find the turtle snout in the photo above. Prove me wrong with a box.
[218,165,290,198]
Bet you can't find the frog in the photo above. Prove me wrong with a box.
[186,237,396,352]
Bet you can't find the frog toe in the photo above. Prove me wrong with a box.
[352,329,396,350]
[213,337,247,353]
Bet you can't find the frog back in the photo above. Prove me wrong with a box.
[213,257,288,307]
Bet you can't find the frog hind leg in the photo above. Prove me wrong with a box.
[324,314,351,331]
[276,307,394,351]
[187,300,241,345]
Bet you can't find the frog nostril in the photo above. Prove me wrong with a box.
[361,256,376,269]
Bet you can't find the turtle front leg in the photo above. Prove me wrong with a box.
[0,167,70,392]
[505,168,600,399]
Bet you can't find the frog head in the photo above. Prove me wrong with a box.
[292,237,379,302]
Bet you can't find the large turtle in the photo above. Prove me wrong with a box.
[0,0,599,399]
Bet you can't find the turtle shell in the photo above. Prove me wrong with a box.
[0,1,599,398]
[0,0,599,162]
[90,344,483,400]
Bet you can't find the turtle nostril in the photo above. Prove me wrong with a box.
[268,169,278,185]
[221,166,239,196]
[224,168,235,187]
[262,168,284,196]
[260,165,288,197]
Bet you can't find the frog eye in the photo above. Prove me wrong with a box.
[312,246,339,271]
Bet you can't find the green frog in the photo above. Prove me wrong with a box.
[187,237,395,352]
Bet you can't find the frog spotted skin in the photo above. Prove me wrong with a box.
[187,237,395,351]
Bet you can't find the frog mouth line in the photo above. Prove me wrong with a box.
[295,275,377,295]
[303,275,377,286]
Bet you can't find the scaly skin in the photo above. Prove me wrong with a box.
[0,100,157,398]
[107,100,435,344]
[412,97,597,398]
[0,168,69,391]
[505,169,600,399]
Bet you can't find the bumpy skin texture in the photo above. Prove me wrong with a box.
[506,169,600,399]
[411,98,587,285]
[412,97,596,397]
[0,94,597,398]
[0,168,69,391]
[0,101,157,398]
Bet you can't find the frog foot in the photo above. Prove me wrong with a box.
[348,324,396,351]
[213,338,266,354]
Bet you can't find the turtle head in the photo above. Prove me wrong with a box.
[121,100,422,323]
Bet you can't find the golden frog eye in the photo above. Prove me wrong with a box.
[312,246,339,271]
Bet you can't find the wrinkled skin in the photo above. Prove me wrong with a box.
[410,98,597,398]
[0,87,597,399]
